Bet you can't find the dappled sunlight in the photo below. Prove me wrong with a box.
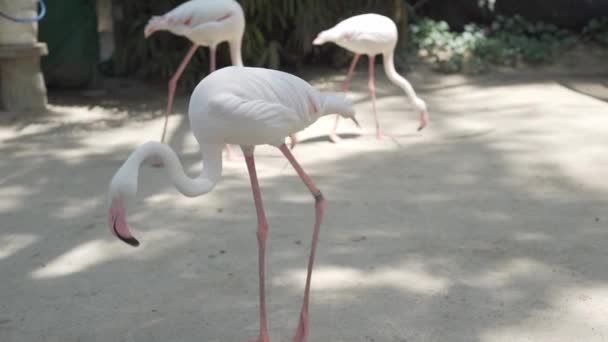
[0,185,36,213]
[30,227,197,279]
[0,234,39,260]
[31,239,126,279]
[480,285,608,342]
[416,79,608,194]
[556,285,608,326]
[0,161,48,187]
[0,104,126,141]
[513,232,551,242]
[1,67,607,341]
[54,197,103,220]
[274,262,450,295]
[462,258,550,289]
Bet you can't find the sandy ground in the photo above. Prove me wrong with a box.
[1,56,608,342]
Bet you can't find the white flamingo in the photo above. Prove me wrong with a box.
[313,13,429,143]
[144,0,245,160]
[107,66,358,342]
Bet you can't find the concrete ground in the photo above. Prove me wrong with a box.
[1,58,607,341]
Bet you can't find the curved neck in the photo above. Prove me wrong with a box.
[125,141,223,197]
[382,50,420,105]
[229,38,243,67]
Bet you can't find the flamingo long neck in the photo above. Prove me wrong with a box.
[320,92,353,117]
[382,50,420,106]
[125,141,222,197]
[229,38,243,67]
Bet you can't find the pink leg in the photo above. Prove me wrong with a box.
[160,44,199,144]
[290,134,298,150]
[224,144,238,161]
[330,54,360,143]
[278,145,326,342]
[244,151,270,342]
[150,44,199,168]
[342,54,361,93]
[368,55,389,140]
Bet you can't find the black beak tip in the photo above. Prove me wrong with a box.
[112,220,140,247]
[119,235,140,247]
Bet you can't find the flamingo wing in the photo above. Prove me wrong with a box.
[207,93,301,142]
[146,0,238,38]
[332,14,397,46]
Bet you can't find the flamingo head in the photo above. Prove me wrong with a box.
[414,97,429,131]
[144,16,164,38]
[107,167,140,247]
[321,91,358,127]
[313,30,336,45]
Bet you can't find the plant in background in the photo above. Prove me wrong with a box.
[409,18,488,73]
[409,14,577,73]
[583,17,608,46]
[109,0,407,86]
[108,1,601,79]
[487,15,576,64]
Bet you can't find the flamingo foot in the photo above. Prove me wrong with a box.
[418,110,429,131]
[376,131,394,140]
[292,310,309,342]
[328,133,342,144]
[148,155,164,168]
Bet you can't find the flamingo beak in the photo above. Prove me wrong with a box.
[350,117,361,128]
[417,110,429,131]
[312,35,324,45]
[144,27,157,39]
[109,198,140,247]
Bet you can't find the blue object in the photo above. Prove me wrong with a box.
[0,0,46,23]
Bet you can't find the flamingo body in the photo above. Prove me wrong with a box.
[190,67,349,146]
[314,13,429,141]
[107,66,356,342]
[318,14,397,55]
[144,0,245,50]
[144,0,245,159]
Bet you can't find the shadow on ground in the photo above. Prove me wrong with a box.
[1,67,607,342]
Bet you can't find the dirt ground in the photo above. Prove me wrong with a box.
[1,49,608,341]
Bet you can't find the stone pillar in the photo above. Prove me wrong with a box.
[0,0,48,112]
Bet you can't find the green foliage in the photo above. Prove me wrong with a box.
[409,15,577,73]
[583,17,608,46]
[110,0,406,87]
[410,19,487,73]
[110,0,207,88]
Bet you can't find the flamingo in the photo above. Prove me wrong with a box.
[313,13,429,143]
[144,0,245,161]
[107,66,358,342]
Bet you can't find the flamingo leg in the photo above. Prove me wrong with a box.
[278,144,326,342]
[225,144,238,160]
[368,54,389,140]
[150,44,199,168]
[289,134,298,150]
[160,44,199,144]
[244,151,270,342]
[330,53,360,143]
